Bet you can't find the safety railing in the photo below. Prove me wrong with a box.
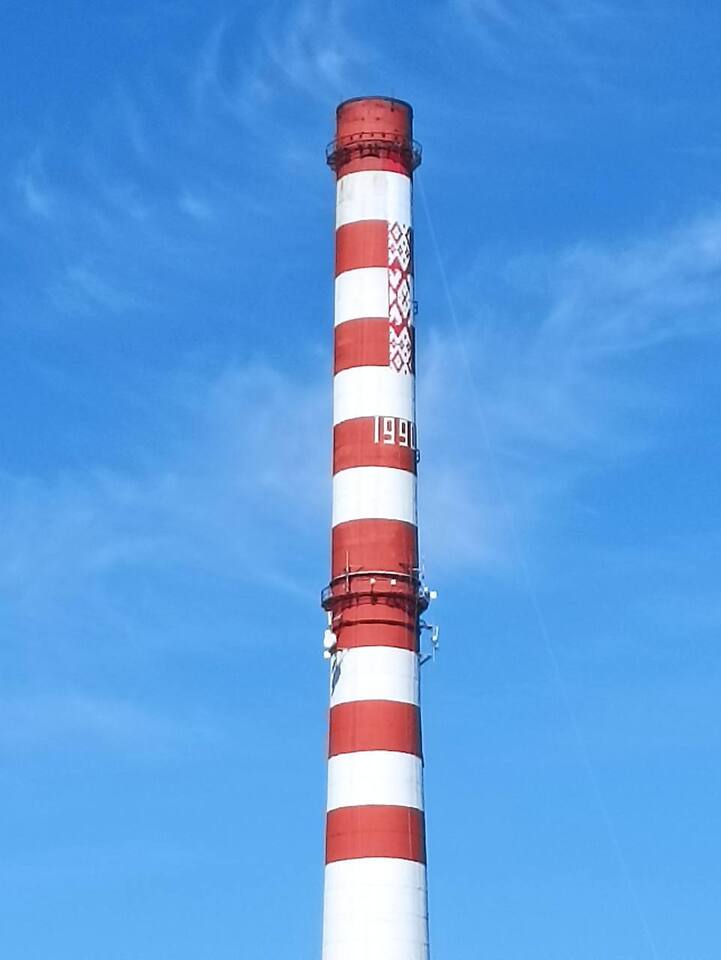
[326,132,422,171]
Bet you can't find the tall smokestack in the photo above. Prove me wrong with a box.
[321,97,432,960]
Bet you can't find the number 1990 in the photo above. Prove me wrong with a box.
[373,416,416,449]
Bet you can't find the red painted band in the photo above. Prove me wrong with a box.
[334,318,389,373]
[334,319,416,375]
[333,417,417,474]
[329,700,421,758]
[336,620,418,652]
[335,221,388,276]
[332,519,417,581]
[335,156,413,178]
[325,805,426,864]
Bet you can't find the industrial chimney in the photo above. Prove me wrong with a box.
[320,96,434,960]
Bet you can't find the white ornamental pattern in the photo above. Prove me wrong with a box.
[388,222,414,375]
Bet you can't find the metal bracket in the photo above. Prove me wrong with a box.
[419,619,440,666]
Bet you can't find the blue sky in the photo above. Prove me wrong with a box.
[2,1,720,957]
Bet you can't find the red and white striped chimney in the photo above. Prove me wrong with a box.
[321,97,431,960]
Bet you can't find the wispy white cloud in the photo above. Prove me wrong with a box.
[49,262,143,316]
[254,0,363,99]
[190,16,229,111]
[452,0,615,37]
[5,2,354,334]
[543,213,721,355]
[178,189,212,221]
[0,692,218,753]
[115,87,153,163]
[191,0,369,127]
[417,208,721,573]
[448,0,619,83]
[0,361,328,637]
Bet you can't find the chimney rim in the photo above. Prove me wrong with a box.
[336,95,414,117]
